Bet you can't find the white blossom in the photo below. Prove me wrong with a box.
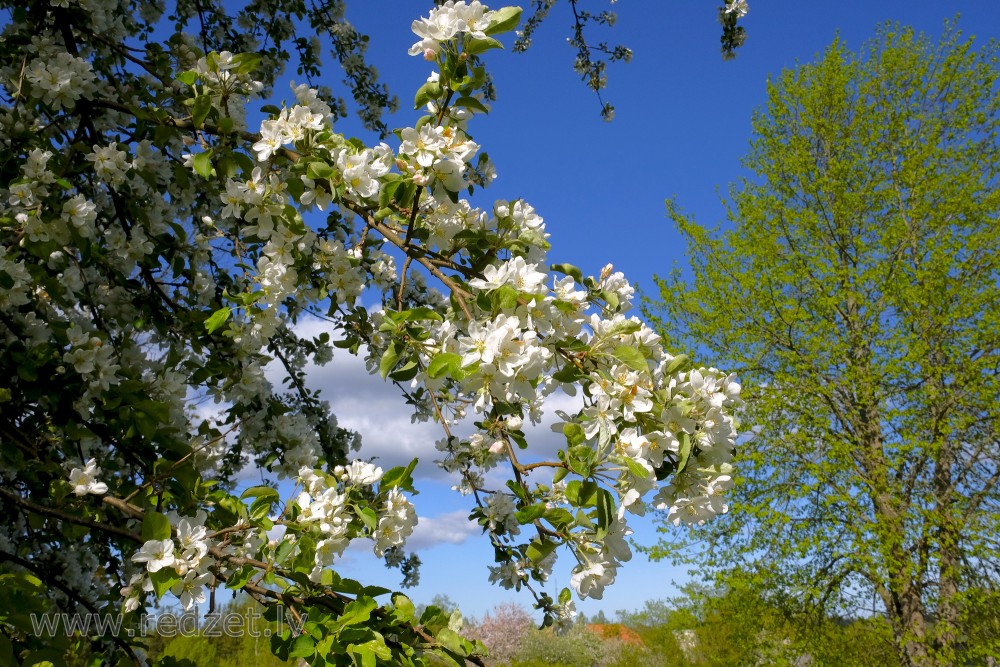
[68,458,108,496]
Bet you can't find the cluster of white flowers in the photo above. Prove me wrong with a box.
[62,323,120,394]
[399,122,479,194]
[296,468,352,579]
[487,559,526,590]
[570,561,615,600]
[652,368,741,525]
[291,461,418,578]
[483,492,520,536]
[193,50,263,100]
[253,106,325,161]
[313,239,366,306]
[409,0,491,59]
[128,512,215,611]
[291,81,334,119]
[725,0,750,19]
[335,143,394,200]
[0,246,31,310]
[86,143,132,187]
[373,488,418,556]
[24,51,97,109]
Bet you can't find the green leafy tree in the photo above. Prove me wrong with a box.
[638,583,898,667]
[645,22,1000,667]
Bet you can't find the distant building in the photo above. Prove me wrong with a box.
[585,623,644,646]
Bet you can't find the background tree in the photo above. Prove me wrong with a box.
[645,22,1000,667]
[466,603,534,666]
[647,581,899,667]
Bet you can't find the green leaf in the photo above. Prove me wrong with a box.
[337,597,377,629]
[191,94,213,128]
[427,648,463,667]
[288,635,316,659]
[625,457,651,480]
[563,422,586,446]
[348,644,376,667]
[0,636,12,667]
[414,81,443,110]
[654,459,676,481]
[378,179,401,208]
[525,538,557,564]
[465,36,505,56]
[596,489,615,530]
[552,364,583,384]
[204,306,231,333]
[231,52,262,75]
[493,285,519,311]
[550,262,583,283]
[355,505,378,531]
[389,359,420,382]
[454,96,489,114]
[567,444,595,477]
[543,507,575,528]
[241,485,279,502]
[611,345,648,373]
[428,352,462,379]
[141,511,172,541]
[249,495,275,521]
[508,430,528,450]
[565,479,599,507]
[378,342,403,379]
[285,175,305,200]
[22,648,65,666]
[306,161,335,180]
[176,70,198,86]
[485,6,522,35]
[392,593,416,622]
[192,151,214,179]
[664,354,691,375]
[274,537,296,565]
[514,503,546,524]
[436,628,467,656]
[505,479,529,504]
[401,306,444,322]
[149,568,179,598]
[226,565,254,590]
[381,459,418,492]
[676,432,693,474]
[395,180,417,207]
[352,638,392,663]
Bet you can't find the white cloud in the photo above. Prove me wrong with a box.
[334,510,477,558]
[300,342,451,480]
[277,318,587,489]
[408,510,479,550]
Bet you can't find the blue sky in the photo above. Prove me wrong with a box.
[248,1,1000,622]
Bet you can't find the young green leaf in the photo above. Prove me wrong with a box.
[485,6,522,35]
[204,306,231,333]
[141,511,172,541]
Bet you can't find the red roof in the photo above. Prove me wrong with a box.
[585,623,645,646]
